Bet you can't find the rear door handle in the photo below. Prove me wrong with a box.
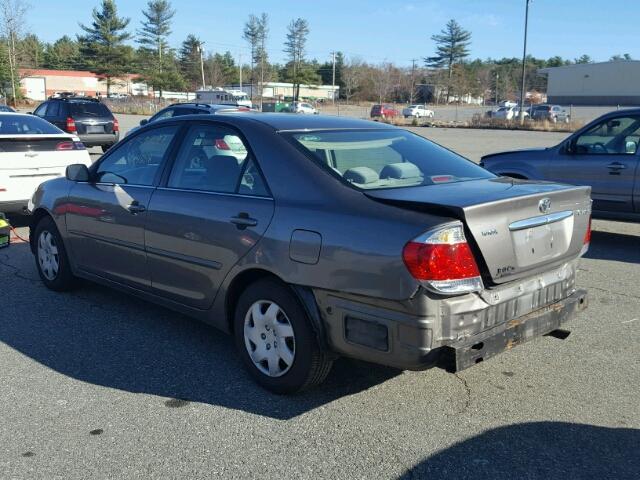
[127,202,146,214]
[607,162,626,170]
[230,213,258,229]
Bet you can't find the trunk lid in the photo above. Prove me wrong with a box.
[366,177,592,284]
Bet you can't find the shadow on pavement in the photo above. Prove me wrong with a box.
[399,422,639,479]
[585,230,640,264]
[0,244,400,420]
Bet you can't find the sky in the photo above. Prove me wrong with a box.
[28,0,638,67]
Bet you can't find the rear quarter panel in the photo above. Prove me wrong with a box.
[482,150,550,179]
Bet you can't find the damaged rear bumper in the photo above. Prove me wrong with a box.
[437,289,588,372]
[314,285,588,372]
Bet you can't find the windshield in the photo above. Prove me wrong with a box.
[287,129,494,190]
[0,114,63,135]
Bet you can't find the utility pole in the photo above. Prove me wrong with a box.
[519,0,531,124]
[239,52,243,90]
[331,51,336,105]
[198,42,206,90]
[495,71,499,103]
[410,59,418,104]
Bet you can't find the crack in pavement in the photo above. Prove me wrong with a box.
[581,284,640,301]
[0,253,41,285]
[453,373,471,414]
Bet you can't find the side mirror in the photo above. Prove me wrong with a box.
[139,119,148,126]
[66,164,90,182]
[625,140,637,154]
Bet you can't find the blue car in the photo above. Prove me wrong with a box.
[481,109,640,221]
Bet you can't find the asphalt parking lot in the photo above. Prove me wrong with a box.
[1,114,638,479]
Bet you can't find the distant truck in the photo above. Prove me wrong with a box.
[195,88,252,107]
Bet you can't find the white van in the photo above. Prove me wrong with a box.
[195,88,252,108]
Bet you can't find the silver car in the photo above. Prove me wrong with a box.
[28,114,591,393]
[481,109,640,222]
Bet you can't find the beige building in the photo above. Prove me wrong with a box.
[19,69,148,100]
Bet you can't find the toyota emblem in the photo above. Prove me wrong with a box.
[538,198,552,214]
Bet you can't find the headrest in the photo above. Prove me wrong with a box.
[380,162,422,179]
[343,167,379,184]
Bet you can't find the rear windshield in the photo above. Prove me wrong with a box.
[286,129,494,190]
[69,102,112,117]
[0,114,63,135]
[533,106,551,111]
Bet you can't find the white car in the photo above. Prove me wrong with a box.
[402,105,435,118]
[0,113,92,213]
[290,102,318,115]
[493,106,529,121]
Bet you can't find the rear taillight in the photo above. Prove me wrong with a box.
[113,118,119,132]
[215,139,230,150]
[55,141,86,151]
[403,224,483,294]
[581,216,592,256]
[56,141,74,151]
[66,117,76,133]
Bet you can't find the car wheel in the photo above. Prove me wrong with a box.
[34,216,76,291]
[101,144,113,153]
[234,278,333,394]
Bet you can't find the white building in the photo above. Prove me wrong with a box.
[539,61,640,105]
[223,82,339,101]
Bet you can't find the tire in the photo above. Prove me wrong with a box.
[234,279,333,394]
[101,144,113,153]
[33,216,76,291]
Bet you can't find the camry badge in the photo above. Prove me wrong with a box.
[538,198,552,214]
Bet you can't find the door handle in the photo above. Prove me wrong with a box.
[607,162,626,170]
[25,152,38,158]
[230,212,258,229]
[127,202,146,214]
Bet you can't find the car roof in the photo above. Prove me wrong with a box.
[146,112,396,132]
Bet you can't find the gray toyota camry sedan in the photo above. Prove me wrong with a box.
[28,114,591,393]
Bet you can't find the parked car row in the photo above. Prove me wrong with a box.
[370,104,436,120]
[486,104,570,123]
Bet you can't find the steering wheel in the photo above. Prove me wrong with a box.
[591,142,608,154]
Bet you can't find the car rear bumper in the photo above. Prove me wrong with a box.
[437,289,588,372]
[314,284,588,372]
[78,133,119,147]
[0,199,29,213]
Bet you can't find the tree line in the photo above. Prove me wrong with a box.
[0,0,634,103]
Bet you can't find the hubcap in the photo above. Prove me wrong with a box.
[37,230,59,281]
[243,300,296,377]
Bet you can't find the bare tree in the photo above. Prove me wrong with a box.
[0,0,28,103]
[342,58,364,103]
[371,62,395,104]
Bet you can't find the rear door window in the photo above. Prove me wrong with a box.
[167,123,268,196]
[46,102,60,117]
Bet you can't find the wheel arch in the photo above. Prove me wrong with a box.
[224,268,330,351]
[29,207,53,254]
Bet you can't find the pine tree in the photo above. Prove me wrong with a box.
[179,34,203,90]
[137,0,181,94]
[283,18,310,101]
[425,19,471,102]
[77,0,132,94]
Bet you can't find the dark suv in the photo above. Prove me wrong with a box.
[33,97,119,151]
